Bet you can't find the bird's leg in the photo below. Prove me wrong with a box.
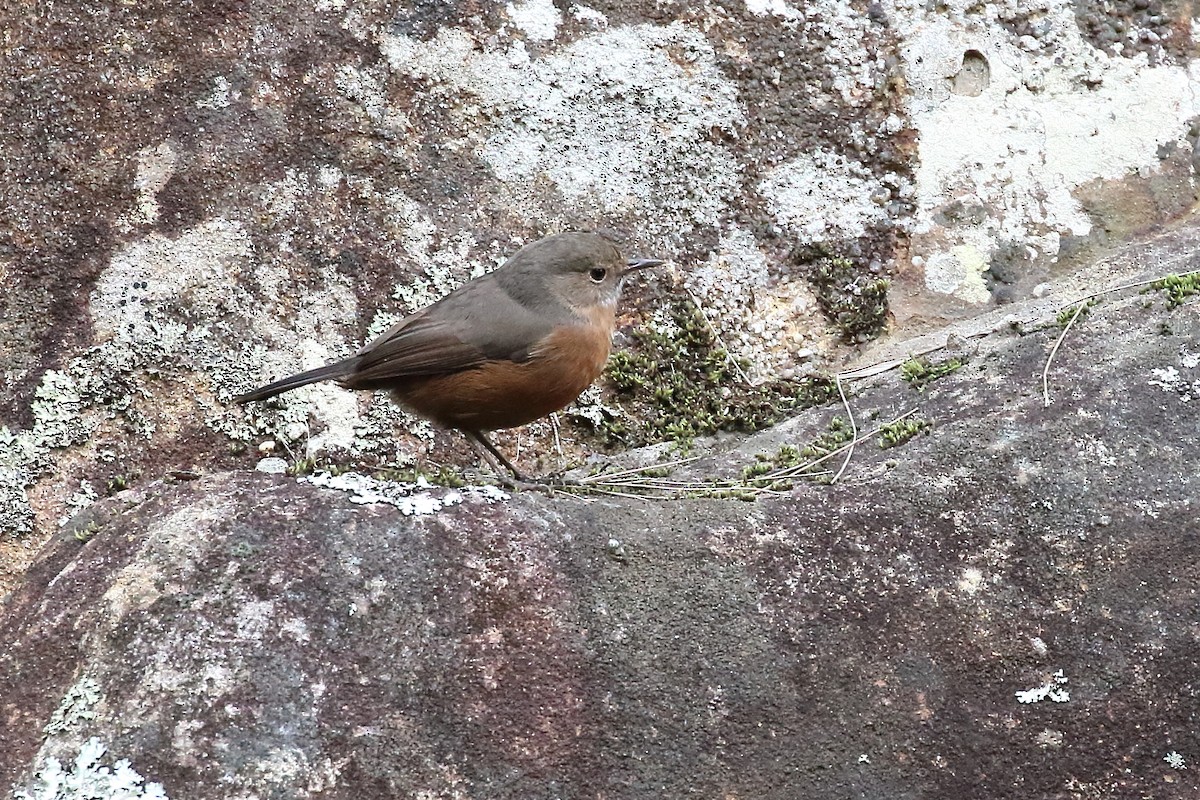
[465,430,527,482]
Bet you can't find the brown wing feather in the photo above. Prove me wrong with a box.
[340,274,563,389]
[341,315,488,388]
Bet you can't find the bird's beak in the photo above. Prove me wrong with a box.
[625,258,664,273]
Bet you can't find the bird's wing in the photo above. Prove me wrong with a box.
[343,276,559,387]
[347,316,487,386]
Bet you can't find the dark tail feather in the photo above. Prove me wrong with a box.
[234,358,358,404]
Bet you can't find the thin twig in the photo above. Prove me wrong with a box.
[594,479,714,491]
[829,372,858,484]
[1039,264,1200,407]
[578,454,703,484]
[544,485,596,503]
[1041,302,1086,407]
[580,486,669,501]
[551,409,917,500]
[764,409,918,481]
[837,358,908,382]
[837,265,1200,394]
[1073,264,1200,304]
[550,413,564,458]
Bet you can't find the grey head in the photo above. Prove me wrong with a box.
[493,232,663,317]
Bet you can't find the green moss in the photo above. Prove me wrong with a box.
[741,458,775,480]
[73,520,101,544]
[900,356,964,390]
[791,245,890,342]
[800,416,854,459]
[1055,298,1097,327]
[277,455,363,480]
[879,418,929,449]
[285,457,318,477]
[594,297,837,449]
[1148,273,1200,308]
[737,443,806,491]
[372,464,468,488]
[737,424,849,492]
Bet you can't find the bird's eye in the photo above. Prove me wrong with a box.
[589,268,608,283]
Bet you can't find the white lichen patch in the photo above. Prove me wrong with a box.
[93,218,254,347]
[19,655,170,797]
[1035,728,1064,748]
[196,75,234,110]
[334,64,385,122]
[14,738,169,800]
[128,141,178,227]
[798,0,891,103]
[1149,365,1200,401]
[2,367,103,536]
[235,599,279,641]
[956,566,985,596]
[379,22,744,241]
[744,0,802,20]
[922,244,992,305]
[564,384,623,429]
[569,4,607,26]
[506,0,562,41]
[381,189,481,314]
[125,183,366,455]
[199,663,234,697]
[280,616,312,643]
[256,456,289,474]
[302,470,509,514]
[890,0,1200,299]
[334,64,414,136]
[44,678,103,735]
[760,150,897,242]
[55,481,98,529]
[0,463,35,536]
[1016,668,1070,704]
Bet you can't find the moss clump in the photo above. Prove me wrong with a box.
[596,298,836,449]
[372,465,468,488]
[286,457,319,477]
[285,457,385,480]
[1055,298,1097,327]
[738,443,806,491]
[738,419,856,490]
[1148,273,1200,308]
[791,245,890,342]
[73,520,101,544]
[901,356,964,390]
[800,416,855,459]
[741,444,802,481]
[879,418,928,449]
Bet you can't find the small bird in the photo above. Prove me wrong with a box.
[235,232,662,480]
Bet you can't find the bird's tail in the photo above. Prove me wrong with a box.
[234,358,358,404]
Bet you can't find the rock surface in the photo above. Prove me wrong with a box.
[3,3,1200,793]
[3,263,1198,797]
[3,0,1200,558]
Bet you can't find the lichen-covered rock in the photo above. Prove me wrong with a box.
[3,267,1199,797]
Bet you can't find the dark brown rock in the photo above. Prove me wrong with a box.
[3,282,1199,797]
